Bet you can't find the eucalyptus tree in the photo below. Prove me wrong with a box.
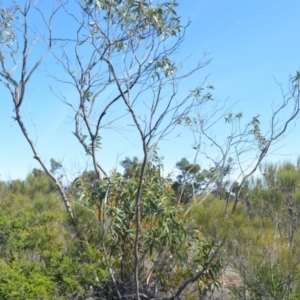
[53,1,215,298]
[1,0,222,298]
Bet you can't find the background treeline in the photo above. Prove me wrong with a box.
[2,157,300,299]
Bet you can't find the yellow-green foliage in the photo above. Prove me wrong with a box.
[0,172,107,299]
[188,159,300,299]
[0,166,223,299]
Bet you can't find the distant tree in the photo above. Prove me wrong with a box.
[0,181,6,201]
[172,158,205,204]
[120,156,162,179]
[32,168,45,178]
[121,156,142,178]
[50,158,63,174]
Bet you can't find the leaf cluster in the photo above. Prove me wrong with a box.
[72,157,223,298]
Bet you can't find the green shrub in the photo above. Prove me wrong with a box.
[0,173,108,299]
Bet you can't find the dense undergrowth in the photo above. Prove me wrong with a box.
[0,162,222,299]
[2,159,300,299]
[193,159,300,299]
[0,174,107,299]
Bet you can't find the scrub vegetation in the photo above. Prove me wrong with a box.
[1,0,300,299]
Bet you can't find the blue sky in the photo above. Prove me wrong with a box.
[1,0,300,181]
